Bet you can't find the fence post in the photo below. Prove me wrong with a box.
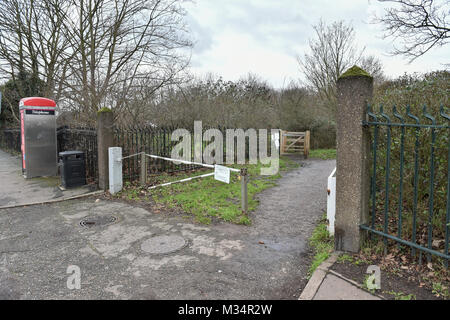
[305,130,310,158]
[335,66,373,252]
[109,147,122,194]
[240,168,248,213]
[97,108,114,191]
[140,151,147,186]
[280,130,285,154]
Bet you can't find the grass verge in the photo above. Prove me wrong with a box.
[308,214,333,276]
[309,149,336,160]
[116,157,300,225]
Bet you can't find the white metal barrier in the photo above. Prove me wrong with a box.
[327,167,336,236]
[108,147,249,212]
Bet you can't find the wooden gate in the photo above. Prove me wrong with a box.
[280,130,310,157]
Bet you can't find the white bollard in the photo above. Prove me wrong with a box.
[109,147,123,194]
[327,167,336,236]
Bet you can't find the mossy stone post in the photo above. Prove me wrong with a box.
[335,66,373,252]
[97,108,114,191]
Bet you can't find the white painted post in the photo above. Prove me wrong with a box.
[240,168,248,214]
[109,147,123,194]
[327,167,336,236]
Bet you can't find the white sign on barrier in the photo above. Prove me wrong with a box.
[214,165,231,184]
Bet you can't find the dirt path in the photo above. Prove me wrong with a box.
[0,158,335,299]
[246,158,336,298]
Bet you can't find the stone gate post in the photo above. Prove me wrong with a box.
[335,66,373,252]
[97,108,114,191]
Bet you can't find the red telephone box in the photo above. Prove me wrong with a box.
[20,97,57,178]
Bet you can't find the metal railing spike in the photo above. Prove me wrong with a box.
[440,104,450,121]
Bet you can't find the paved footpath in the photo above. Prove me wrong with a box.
[313,273,381,300]
[300,253,381,300]
[0,156,335,299]
[0,149,93,207]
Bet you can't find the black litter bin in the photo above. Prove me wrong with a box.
[59,151,86,188]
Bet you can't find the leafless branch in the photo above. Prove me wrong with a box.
[374,0,449,62]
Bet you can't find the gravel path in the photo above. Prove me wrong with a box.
[247,158,336,298]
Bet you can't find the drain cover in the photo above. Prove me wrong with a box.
[141,235,187,255]
[79,215,117,227]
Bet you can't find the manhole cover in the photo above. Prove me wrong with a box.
[79,215,117,227]
[141,235,187,255]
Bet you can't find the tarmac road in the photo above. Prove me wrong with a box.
[0,158,335,299]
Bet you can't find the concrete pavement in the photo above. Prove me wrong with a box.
[313,273,381,300]
[299,253,381,300]
[1,149,379,300]
[0,157,336,299]
[0,149,95,207]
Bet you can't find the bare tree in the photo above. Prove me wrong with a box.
[0,0,72,123]
[0,0,72,97]
[375,0,449,62]
[0,0,192,126]
[298,20,383,110]
[61,0,192,124]
[359,55,386,83]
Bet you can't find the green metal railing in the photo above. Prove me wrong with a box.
[362,103,450,267]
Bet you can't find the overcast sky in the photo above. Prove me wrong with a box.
[183,0,449,88]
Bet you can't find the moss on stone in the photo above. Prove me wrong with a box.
[339,65,372,79]
[97,107,112,113]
